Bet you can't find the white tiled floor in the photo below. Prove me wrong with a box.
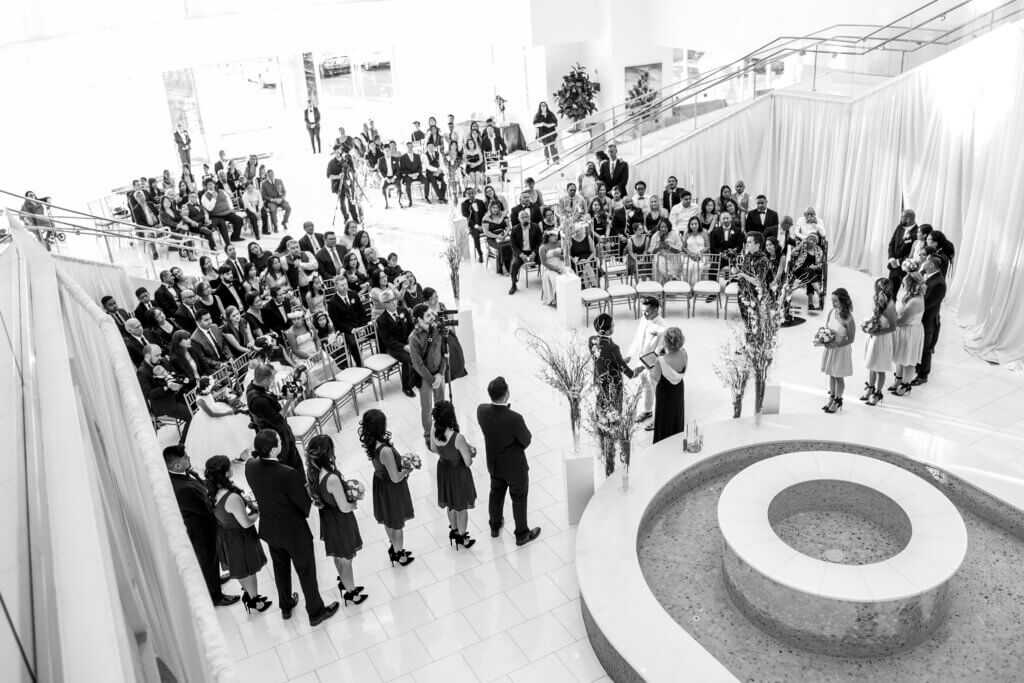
[134,137,1024,682]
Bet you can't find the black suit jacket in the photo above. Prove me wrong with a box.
[316,245,349,279]
[168,471,216,548]
[744,208,779,234]
[174,130,192,151]
[377,155,401,181]
[299,233,325,254]
[921,272,947,323]
[662,188,684,210]
[215,282,245,313]
[137,360,183,415]
[509,202,542,225]
[262,300,292,335]
[244,458,313,549]
[124,334,148,366]
[154,285,180,316]
[224,257,248,283]
[375,307,414,357]
[888,224,918,266]
[599,159,629,194]
[476,403,531,482]
[327,290,369,333]
[510,222,542,257]
[173,304,200,333]
[480,132,507,156]
[399,153,423,177]
[461,198,487,227]
[134,301,156,322]
[108,308,132,336]
[709,226,745,254]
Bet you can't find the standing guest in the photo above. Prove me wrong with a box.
[461,187,488,263]
[662,176,685,211]
[304,100,321,153]
[886,209,918,295]
[632,180,650,208]
[744,194,779,234]
[173,124,192,166]
[204,455,270,613]
[818,288,856,414]
[477,377,541,545]
[101,295,132,336]
[508,209,542,295]
[913,256,947,386]
[533,101,559,164]
[444,140,465,200]
[123,319,150,366]
[578,162,600,202]
[628,298,666,423]
[429,400,478,550]
[890,278,926,396]
[523,177,544,208]
[716,185,733,212]
[305,436,367,605]
[164,446,239,607]
[245,430,339,625]
[734,232,772,330]
[599,144,629,195]
[682,216,709,278]
[360,410,416,566]
[375,291,417,397]
[409,304,447,447]
[650,327,688,441]
[260,170,291,232]
[246,364,303,472]
[201,179,243,244]
[733,180,751,223]
[861,278,898,406]
[241,182,265,236]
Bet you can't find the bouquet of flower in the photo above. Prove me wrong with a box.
[400,453,422,472]
[813,327,836,347]
[242,491,259,515]
[860,316,882,335]
[901,259,920,273]
[343,479,365,503]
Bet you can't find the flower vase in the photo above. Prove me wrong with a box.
[619,441,631,492]
[568,395,582,454]
[754,409,763,429]
[450,273,460,303]
[601,436,616,477]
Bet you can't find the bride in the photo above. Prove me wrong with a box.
[538,231,566,306]
[185,377,253,463]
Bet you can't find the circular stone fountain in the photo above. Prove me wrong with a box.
[718,451,968,657]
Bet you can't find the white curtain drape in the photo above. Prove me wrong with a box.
[54,253,136,305]
[629,21,1024,370]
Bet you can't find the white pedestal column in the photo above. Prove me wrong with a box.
[555,272,582,328]
[562,433,595,526]
[456,309,476,363]
[762,384,782,414]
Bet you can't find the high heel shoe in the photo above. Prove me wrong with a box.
[823,397,844,414]
[338,577,364,595]
[894,383,912,396]
[339,580,368,606]
[389,545,415,566]
[822,393,835,411]
[866,391,882,406]
[241,592,273,614]
[859,383,874,401]
[887,376,903,393]
[449,529,460,547]
[458,532,477,550]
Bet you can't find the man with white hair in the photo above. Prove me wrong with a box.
[124,318,149,366]
[794,206,826,241]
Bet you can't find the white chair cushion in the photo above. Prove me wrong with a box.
[635,281,663,295]
[581,288,610,302]
[364,353,398,372]
[724,282,740,295]
[294,398,334,417]
[693,280,722,295]
[664,281,692,294]
[286,415,316,435]
[336,367,373,384]
[607,283,636,297]
[315,381,354,401]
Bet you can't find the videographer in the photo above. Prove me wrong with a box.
[326,145,359,221]
[409,303,448,446]
[246,363,303,472]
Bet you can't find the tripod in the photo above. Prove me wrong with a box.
[330,156,369,229]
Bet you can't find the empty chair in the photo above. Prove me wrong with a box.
[691,253,724,317]
[578,256,610,325]
[661,253,692,317]
[603,255,638,317]
[630,253,663,310]
[354,322,400,395]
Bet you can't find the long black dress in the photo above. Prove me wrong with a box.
[318,473,363,560]
[371,443,415,530]
[435,432,476,511]
[652,357,686,444]
[214,492,267,579]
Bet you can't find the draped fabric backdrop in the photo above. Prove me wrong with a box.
[633,21,1024,370]
[54,253,136,305]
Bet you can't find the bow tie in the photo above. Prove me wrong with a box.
[759,210,766,214]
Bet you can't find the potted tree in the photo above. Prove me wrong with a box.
[553,63,599,134]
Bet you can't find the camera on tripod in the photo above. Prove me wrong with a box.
[436,309,459,330]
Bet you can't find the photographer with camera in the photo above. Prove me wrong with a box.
[409,304,449,446]
[326,145,360,221]
[246,363,303,473]
[138,344,193,442]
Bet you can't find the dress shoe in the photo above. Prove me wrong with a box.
[309,602,340,626]
[490,520,504,538]
[213,594,240,607]
[516,527,542,546]
[644,423,655,431]
[280,592,299,620]
[910,377,928,386]
[635,412,652,423]
[219,572,231,584]
[508,284,518,295]
[403,388,416,398]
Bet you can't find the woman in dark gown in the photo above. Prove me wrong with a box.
[651,327,688,443]
[361,409,415,567]
[204,455,270,614]
[305,435,367,606]
[429,400,478,549]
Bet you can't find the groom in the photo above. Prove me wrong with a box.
[476,376,541,546]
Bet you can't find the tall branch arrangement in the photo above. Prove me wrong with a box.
[515,325,592,399]
[583,375,645,475]
[713,325,752,418]
[440,220,466,302]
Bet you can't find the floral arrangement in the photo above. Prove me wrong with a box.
[583,374,645,476]
[713,326,752,418]
[740,267,786,415]
[901,259,920,273]
[241,491,259,515]
[813,327,836,346]
[860,316,882,335]
[516,324,592,451]
[553,63,599,123]
[401,453,422,472]
[440,219,466,302]
[494,94,507,115]
[343,479,365,503]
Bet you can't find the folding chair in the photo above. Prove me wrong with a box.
[602,255,637,317]
[355,323,400,395]
[291,355,340,433]
[630,253,663,309]
[577,257,610,325]
[662,254,692,317]
[692,253,724,317]
[321,334,376,411]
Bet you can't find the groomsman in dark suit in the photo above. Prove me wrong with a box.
[173,289,202,333]
[245,430,339,626]
[261,287,293,335]
[599,144,629,195]
[399,142,427,205]
[476,376,541,545]
[298,221,325,254]
[191,310,229,367]
[913,256,947,385]
[165,446,238,606]
[173,125,192,166]
[743,194,779,234]
[101,295,132,336]
[887,209,918,296]
[374,290,416,397]
[133,287,156,322]
[303,100,321,153]
[327,274,369,364]
[215,265,246,313]
[315,231,348,279]
[508,209,542,295]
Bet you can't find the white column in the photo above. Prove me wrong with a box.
[555,272,582,327]
[456,309,476,363]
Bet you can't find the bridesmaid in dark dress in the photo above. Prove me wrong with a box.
[360,409,415,567]
[305,435,367,606]
[203,455,271,614]
[651,327,688,443]
[429,401,478,550]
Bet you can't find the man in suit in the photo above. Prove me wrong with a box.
[298,221,325,254]
[101,295,132,336]
[375,290,416,397]
[133,287,155,322]
[261,287,293,335]
[191,309,229,367]
[201,178,243,244]
[662,176,685,211]
[137,344,192,438]
[165,446,238,606]
[173,289,201,333]
[509,190,543,226]
[913,256,947,385]
[399,141,426,206]
[316,232,348,279]
[260,170,292,232]
[599,144,629,195]
[612,196,643,236]
[213,150,229,175]
[480,121,508,182]
[154,270,181,316]
[744,194,779,234]
[508,209,542,295]
[708,211,745,295]
[408,304,448,446]
[215,265,245,313]
[173,125,192,166]
[422,141,447,203]
[223,243,248,283]
[303,100,321,153]
[181,191,217,249]
[246,365,303,471]
[887,209,918,296]
[245,430,339,626]
[123,318,150,366]
[327,274,369,363]
[476,376,541,545]
[377,141,403,209]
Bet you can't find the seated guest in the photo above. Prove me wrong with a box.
[374,290,416,397]
[154,270,182,316]
[284,238,319,297]
[341,252,369,290]
[369,269,409,320]
[789,233,825,309]
[540,206,560,234]
[508,209,542,296]
[180,192,216,250]
[138,343,192,439]
[338,221,360,251]
[361,246,388,281]
[263,256,289,292]
[192,309,230,367]
[194,281,224,326]
[262,286,294,335]
[215,265,246,313]
[481,201,511,275]
[158,195,189,254]
[612,196,642,237]
[669,191,698,230]
[201,178,244,244]
[327,273,370,363]
[662,176,685,211]
[123,318,150,366]
[241,181,266,237]
[568,220,600,287]
[259,170,291,232]
[399,142,427,205]
[222,305,255,358]
[316,231,348,279]
[632,180,650,208]
[509,190,543,226]
[794,206,826,241]
[242,292,272,339]
[130,189,161,260]
[402,272,425,309]
[298,221,325,254]
[590,198,611,237]
[708,210,743,286]
[101,295,132,336]
[377,141,402,209]
[311,312,334,343]
[482,185,508,215]
[461,188,487,263]
[383,253,404,282]
[523,177,544,208]
[744,194,779,234]
[305,276,328,314]
[144,307,181,355]
[481,120,508,182]
[134,286,156,322]
[558,183,587,226]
